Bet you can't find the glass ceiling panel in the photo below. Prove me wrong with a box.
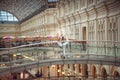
[0,11,18,22]
[48,0,59,2]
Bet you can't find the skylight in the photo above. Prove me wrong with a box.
[0,11,18,22]
[48,0,59,2]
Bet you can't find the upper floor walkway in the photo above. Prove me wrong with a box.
[0,40,120,75]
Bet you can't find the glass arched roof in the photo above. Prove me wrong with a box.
[48,0,59,2]
[0,11,18,22]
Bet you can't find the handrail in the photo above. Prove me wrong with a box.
[0,40,120,75]
[0,58,119,75]
[0,53,119,65]
[0,41,59,50]
[0,40,119,50]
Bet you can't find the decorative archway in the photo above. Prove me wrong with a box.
[113,71,119,80]
[82,64,88,78]
[91,65,97,79]
[101,67,107,80]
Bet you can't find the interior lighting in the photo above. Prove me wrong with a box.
[51,65,55,68]
[62,71,65,75]
[13,54,17,57]
[22,55,35,61]
[58,69,60,72]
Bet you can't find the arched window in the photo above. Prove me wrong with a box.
[0,11,18,22]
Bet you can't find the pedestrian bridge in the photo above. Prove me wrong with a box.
[0,40,120,75]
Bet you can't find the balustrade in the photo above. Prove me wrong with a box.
[0,40,120,75]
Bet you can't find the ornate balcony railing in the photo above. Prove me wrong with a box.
[0,40,120,75]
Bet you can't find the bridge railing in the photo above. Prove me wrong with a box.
[0,40,120,74]
[67,40,120,59]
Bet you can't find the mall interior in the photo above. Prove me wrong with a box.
[0,0,120,80]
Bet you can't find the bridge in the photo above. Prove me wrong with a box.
[0,40,120,75]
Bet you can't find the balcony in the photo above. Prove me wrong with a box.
[0,40,120,75]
